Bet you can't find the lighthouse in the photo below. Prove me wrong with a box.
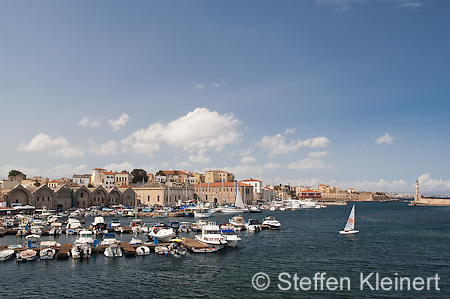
[415,180,420,202]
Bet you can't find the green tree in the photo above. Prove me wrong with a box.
[8,170,24,178]
[131,169,148,184]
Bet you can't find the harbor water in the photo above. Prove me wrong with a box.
[1,202,449,298]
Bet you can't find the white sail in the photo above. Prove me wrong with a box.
[343,205,355,231]
[234,187,245,209]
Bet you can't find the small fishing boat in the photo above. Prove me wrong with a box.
[17,249,37,262]
[0,249,15,261]
[40,248,56,260]
[339,205,359,235]
[136,246,150,256]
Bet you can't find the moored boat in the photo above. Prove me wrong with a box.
[262,215,281,230]
[0,249,15,261]
[17,249,37,262]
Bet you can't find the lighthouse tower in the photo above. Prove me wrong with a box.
[414,180,420,202]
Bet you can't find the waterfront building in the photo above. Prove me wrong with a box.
[240,179,263,203]
[192,182,254,206]
[101,171,115,189]
[0,183,137,209]
[91,168,106,186]
[133,182,193,206]
[72,174,92,187]
[204,170,235,184]
[114,172,132,188]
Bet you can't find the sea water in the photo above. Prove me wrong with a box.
[0,202,449,298]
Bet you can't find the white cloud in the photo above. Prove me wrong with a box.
[103,162,134,173]
[315,0,424,11]
[108,113,129,131]
[194,81,223,91]
[309,151,328,158]
[241,156,256,164]
[122,108,241,157]
[78,117,101,128]
[189,149,211,164]
[264,162,281,170]
[17,133,83,158]
[223,164,264,179]
[376,132,394,144]
[337,178,408,192]
[89,138,118,156]
[290,178,332,187]
[417,173,450,193]
[258,129,330,157]
[287,158,331,171]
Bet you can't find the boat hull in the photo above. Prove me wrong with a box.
[339,230,359,235]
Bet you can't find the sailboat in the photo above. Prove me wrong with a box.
[221,183,245,213]
[339,205,359,234]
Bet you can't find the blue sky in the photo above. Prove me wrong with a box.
[1,0,449,194]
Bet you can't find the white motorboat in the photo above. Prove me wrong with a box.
[100,233,118,246]
[190,220,207,232]
[40,248,56,260]
[228,216,246,231]
[195,224,227,249]
[262,215,281,230]
[148,227,176,243]
[66,218,82,234]
[220,228,241,247]
[245,219,261,232]
[339,205,359,235]
[17,249,37,262]
[129,237,143,245]
[155,245,169,255]
[193,208,215,218]
[75,230,95,245]
[92,216,106,226]
[109,218,122,232]
[0,249,15,261]
[71,243,92,259]
[136,246,150,256]
[104,243,122,258]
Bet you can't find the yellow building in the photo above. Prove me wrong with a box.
[204,170,235,184]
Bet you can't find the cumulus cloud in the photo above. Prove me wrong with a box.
[78,117,101,128]
[287,158,331,171]
[89,138,118,156]
[309,151,328,158]
[108,113,129,131]
[189,149,211,164]
[376,132,394,144]
[258,129,330,157]
[223,164,264,179]
[17,133,83,158]
[103,162,134,173]
[241,156,256,164]
[337,178,408,192]
[417,173,450,193]
[264,162,281,170]
[122,108,241,157]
